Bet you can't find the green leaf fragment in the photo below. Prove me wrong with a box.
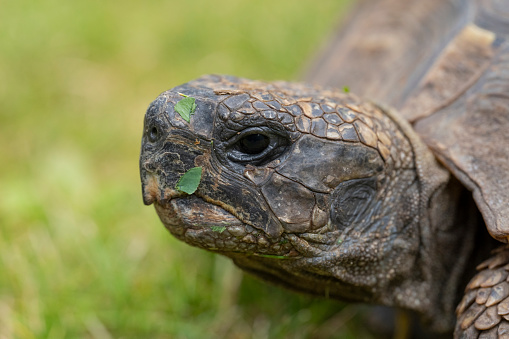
[174,95,197,122]
[343,86,350,93]
[175,167,202,194]
[254,254,289,260]
[210,226,226,233]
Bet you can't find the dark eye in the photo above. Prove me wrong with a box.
[148,125,159,143]
[225,127,290,166]
[239,134,270,154]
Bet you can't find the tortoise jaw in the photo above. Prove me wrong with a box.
[155,193,277,236]
[154,195,243,231]
[154,196,298,257]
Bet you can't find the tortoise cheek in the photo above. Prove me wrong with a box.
[276,135,384,194]
[260,173,315,233]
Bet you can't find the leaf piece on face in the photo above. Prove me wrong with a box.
[176,167,202,194]
[210,226,226,233]
[174,94,197,122]
[253,253,289,260]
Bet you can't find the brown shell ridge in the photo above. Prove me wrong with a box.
[425,142,498,239]
[413,38,509,242]
[455,245,509,338]
[401,24,497,123]
[304,0,472,107]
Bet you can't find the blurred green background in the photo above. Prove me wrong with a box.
[0,0,376,337]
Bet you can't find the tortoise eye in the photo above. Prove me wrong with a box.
[239,133,270,154]
[225,127,290,166]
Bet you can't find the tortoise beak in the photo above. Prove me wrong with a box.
[142,189,155,206]
[141,172,160,206]
[142,191,153,206]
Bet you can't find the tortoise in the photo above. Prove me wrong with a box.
[139,0,509,337]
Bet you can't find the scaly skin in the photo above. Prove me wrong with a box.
[455,245,509,338]
[140,75,489,333]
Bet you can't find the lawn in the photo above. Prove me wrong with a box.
[0,0,375,337]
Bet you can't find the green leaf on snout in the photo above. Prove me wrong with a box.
[210,226,226,233]
[174,93,197,122]
[175,167,202,194]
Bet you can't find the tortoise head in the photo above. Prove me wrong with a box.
[140,75,468,330]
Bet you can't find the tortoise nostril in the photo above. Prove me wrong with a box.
[148,126,159,142]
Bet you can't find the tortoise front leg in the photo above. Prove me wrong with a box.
[455,245,509,338]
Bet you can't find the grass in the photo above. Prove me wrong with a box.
[0,0,375,337]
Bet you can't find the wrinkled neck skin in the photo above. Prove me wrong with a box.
[140,76,480,333]
[353,107,478,332]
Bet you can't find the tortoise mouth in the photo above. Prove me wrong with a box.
[154,195,243,232]
[153,195,296,256]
